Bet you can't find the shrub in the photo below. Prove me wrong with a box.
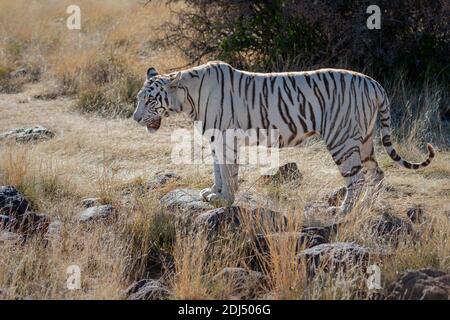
[167,0,450,83]
[74,55,142,118]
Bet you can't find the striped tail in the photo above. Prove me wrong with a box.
[378,95,435,169]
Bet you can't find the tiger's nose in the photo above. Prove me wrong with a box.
[133,113,142,122]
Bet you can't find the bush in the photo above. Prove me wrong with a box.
[74,55,142,118]
[167,0,450,83]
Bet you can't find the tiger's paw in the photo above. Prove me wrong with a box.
[205,193,234,208]
[200,187,214,201]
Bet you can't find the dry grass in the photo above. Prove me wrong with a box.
[1,84,449,299]
[0,0,449,300]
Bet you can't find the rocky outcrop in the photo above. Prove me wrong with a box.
[0,186,29,216]
[0,126,54,143]
[0,186,50,236]
[386,268,450,300]
[298,242,378,277]
[195,206,287,235]
[160,188,214,213]
[211,267,266,299]
[369,211,413,244]
[125,279,171,300]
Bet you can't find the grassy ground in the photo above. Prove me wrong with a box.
[0,82,449,299]
[0,0,449,300]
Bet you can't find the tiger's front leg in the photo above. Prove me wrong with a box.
[205,163,239,207]
[201,133,239,207]
[200,154,222,200]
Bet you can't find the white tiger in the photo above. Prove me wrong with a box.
[132,61,434,214]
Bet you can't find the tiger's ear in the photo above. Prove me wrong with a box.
[147,67,158,79]
[168,72,182,89]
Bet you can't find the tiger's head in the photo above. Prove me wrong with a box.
[133,67,183,133]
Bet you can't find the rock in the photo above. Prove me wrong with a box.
[327,186,347,207]
[212,267,266,299]
[77,205,114,222]
[0,186,30,217]
[370,211,413,242]
[254,226,333,256]
[195,206,287,235]
[0,230,21,244]
[250,225,336,271]
[19,212,50,234]
[10,66,27,77]
[261,162,302,185]
[160,188,213,213]
[1,211,50,235]
[0,126,54,143]
[147,172,181,190]
[0,287,8,298]
[45,220,62,240]
[80,197,101,208]
[406,205,425,224]
[298,242,375,277]
[125,279,171,300]
[386,268,450,300]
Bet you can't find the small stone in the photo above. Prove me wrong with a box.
[0,230,21,244]
[80,197,101,208]
[126,279,171,300]
[261,162,302,185]
[0,126,54,143]
[77,205,114,222]
[46,220,62,240]
[386,268,450,300]
[147,172,181,190]
[406,205,425,224]
[160,188,213,213]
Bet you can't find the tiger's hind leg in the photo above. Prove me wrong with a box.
[361,134,384,186]
[327,139,365,215]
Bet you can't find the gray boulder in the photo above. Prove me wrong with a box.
[125,279,171,300]
[160,188,213,213]
[0,126,54,143]
[77,205,114,222]
[386,268,450,300]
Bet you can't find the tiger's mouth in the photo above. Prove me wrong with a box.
[145,117,161,133]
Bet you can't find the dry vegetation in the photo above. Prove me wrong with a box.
[0,0,449,300]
